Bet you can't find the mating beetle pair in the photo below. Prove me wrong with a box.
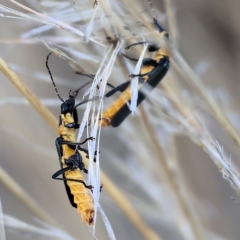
[47,15,170,225]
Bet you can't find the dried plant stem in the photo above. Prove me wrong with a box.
[0,199,6,240]
[163,0,179,47]
[139,105,206,240]
[0,56,58,133]
[101,171,162,240]
[0,55,161,240]
[162,80,201,132]
[0,166,56,225]
[172,51,240,153]
[170,137,206,239]
[162,76,240,197]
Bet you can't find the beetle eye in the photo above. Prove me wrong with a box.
[148,44,159,52]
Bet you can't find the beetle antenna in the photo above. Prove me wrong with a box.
[147,0,156,19]
[71,80,93,97]
[147,0,165,33]
[46,53,64,102]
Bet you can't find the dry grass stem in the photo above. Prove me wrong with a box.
[157,85,240,197]
[139,105,205,240]
[170,137,206,239]
[101,171,162,240]
[0,56,58,133]
[163,0,179,47]
[172,52,240,153]
[3,214,74,240]
[0,200,6,240]
[0,166,56,225]
[162,80,201,131]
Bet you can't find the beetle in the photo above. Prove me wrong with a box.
[100,17,170,127]
[46,53,95,226]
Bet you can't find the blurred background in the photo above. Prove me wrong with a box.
[1,0,240,239]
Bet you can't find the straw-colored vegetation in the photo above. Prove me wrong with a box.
[0,0,240,239]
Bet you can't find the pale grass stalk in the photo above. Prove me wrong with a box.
[156,85,240,196]
[156,0,240,197]
[100,171,162,240]
[76,43,115,142]
[0,200,5,240]
[130,44,148,111]
[41,41,92,75]
[0,56,162,240]
[172,51,240,153]
[7,0,103,46]
[0,97,71,108]
[163,0,179,48]
[97,0,122,36]
[84,5,99,42]
[0,56,58,133]
[196,129,240,195]
[161,79,201,132]
[97,205,116,240]
[10,0,45,18]
[85,0,119,42]
[84,43,120,236]
[189,122,240,195]
[169,137,206,240]
[139,105,205,240]
[0,37,86,44]
[3,214,75,240]
[0,165,56,226]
